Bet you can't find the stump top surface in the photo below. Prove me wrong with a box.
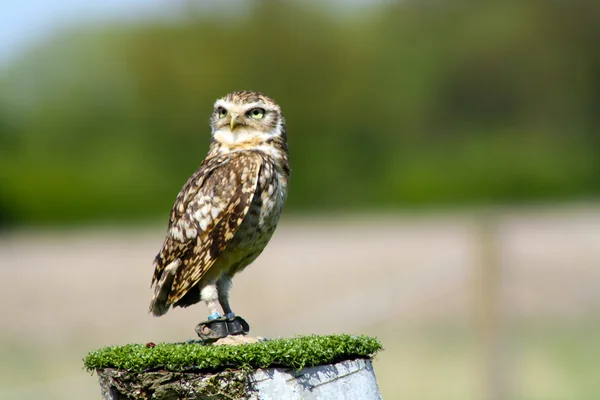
[84,334,382,373]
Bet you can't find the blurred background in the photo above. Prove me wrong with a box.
[1,0,599,399]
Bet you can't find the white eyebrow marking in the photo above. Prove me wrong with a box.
[214,100,232,109]
[241,102,265,110]
[213,100,266,111]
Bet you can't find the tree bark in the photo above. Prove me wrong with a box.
[97,358,381,400]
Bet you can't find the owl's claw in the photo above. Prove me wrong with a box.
[195,315,250,342]
[227,315,250,335]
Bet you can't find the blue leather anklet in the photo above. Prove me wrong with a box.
[207,312,221,321]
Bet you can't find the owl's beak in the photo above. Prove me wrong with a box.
[230,115,240,132]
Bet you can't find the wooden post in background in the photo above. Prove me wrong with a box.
[476,214,513,400]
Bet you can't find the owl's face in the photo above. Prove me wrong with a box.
[210,91,285,148]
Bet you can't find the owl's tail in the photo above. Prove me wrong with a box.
[149,259,181,317]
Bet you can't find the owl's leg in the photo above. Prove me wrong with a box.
[196,278,249,341]
[217,276,234,318]
[200,283,221,321]
[217,275,250,336]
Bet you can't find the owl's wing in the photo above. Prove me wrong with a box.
[151,151,262,306]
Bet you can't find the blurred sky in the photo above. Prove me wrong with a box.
[0,0,376,68]
[0,0,172,67]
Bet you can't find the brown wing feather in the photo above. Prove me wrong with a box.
[151,152,263,306]
[151,154,230,285]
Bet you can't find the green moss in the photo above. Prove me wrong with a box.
[84,335,382,373]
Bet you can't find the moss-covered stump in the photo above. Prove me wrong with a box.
[84,334,383,400]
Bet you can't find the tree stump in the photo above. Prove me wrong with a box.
[85,335,383,400]
[97,358,380,399]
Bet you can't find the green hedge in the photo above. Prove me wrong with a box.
[2,0,599,225]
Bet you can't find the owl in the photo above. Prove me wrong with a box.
[149,91,290,329]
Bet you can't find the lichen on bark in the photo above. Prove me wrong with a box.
[98,368,249,400]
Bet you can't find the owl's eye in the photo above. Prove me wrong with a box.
[217,107,227,118]
[248,108,265,119]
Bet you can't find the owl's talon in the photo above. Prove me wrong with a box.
[195,318,228,341]
[195,316,250,342]
[226,315,250,336]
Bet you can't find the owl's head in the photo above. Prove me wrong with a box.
[210,91,286,148]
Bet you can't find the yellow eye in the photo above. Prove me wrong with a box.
[217,107,227,118]
[248,108,265,119]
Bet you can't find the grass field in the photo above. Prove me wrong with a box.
[1,207,599,399]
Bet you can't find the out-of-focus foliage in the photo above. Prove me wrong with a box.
[0,0,598,225]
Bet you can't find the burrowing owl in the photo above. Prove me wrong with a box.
[149,91,290,324]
